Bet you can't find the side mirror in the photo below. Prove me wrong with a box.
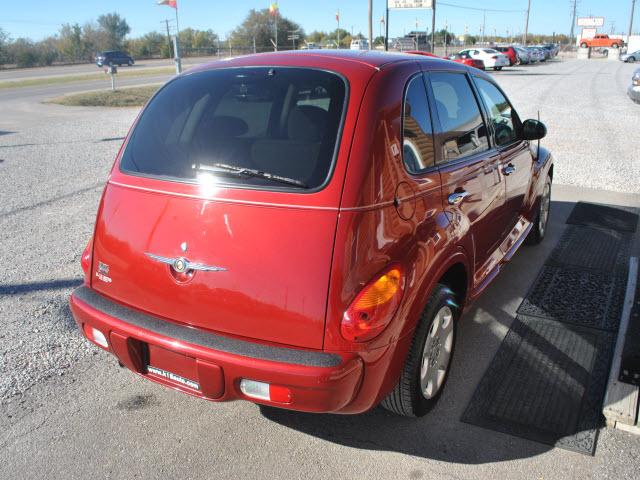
[522,119,547,141]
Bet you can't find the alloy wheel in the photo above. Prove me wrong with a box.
[420,306,454,399]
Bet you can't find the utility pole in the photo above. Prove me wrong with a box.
[569,0,578,46]
[385,6,390,51]
[162,19,173,58]
[629,0,637,42]
[444,20,449,56]
[524,0,531,45]
[481,11,486,44]
[368,0,373,49]
[431,0,437,53]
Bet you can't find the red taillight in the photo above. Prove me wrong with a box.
[341,266,404,343]
[81,237,92,277]
[492,55,499,59]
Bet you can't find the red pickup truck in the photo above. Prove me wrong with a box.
[580,34,623,49]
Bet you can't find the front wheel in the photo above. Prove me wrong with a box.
[381,284,458,417]
[526,176,551,245]
[612,43,620,49]
[494,66,502,71]
[581,42,588,48]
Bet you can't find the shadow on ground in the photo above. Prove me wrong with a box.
[260,199,615,463]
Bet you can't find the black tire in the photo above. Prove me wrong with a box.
[526,175,551,245]
[612,43,619,49]
[381,284,459,417]
[628,56,636,63]
[581,42,588,48]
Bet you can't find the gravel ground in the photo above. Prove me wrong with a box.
[1,58,639,479]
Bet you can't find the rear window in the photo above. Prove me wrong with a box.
[120,67,347,190]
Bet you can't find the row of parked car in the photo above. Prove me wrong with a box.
[411,43,559,72]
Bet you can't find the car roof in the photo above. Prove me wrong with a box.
[189,49,478,74]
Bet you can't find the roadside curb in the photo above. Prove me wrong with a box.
[603,256,640,432]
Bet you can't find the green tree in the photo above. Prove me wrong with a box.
[127,31,166,58]
[58,23,85,61]
[97,13,130,50]
[230,8,304,51]
[374,35,386,47]
[0,27,9,65]
[8,38,40,67]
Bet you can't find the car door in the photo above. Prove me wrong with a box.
[426,71,506,277]
[472,76,534,233]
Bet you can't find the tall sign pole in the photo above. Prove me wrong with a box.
[629,0,637,42]
[157,1,181,73]
[569,0,578,46]
[431,0,437,53]
[368,0,373,49]
[385,6,390,51]
[523,0,531,45]
[337,10,341,49]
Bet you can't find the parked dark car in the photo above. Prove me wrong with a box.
[70,50,553,417]
[95,51,135,67]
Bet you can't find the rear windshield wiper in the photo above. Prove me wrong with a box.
[193,163,308,189]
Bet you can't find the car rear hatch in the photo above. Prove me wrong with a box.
[91,65,355,350]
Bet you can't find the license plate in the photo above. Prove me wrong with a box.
[147,365,200,391]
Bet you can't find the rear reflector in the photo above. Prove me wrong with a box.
[239,379,292,404]
[85,325,108,349]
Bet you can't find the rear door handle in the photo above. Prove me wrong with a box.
[503,164,516,175]
[448,190,470,205]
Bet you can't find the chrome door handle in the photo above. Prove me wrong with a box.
[503,164,516,175]
[448,191,470,205]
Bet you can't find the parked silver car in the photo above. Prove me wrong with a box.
[629,68,640,104]
[620,50,640,63]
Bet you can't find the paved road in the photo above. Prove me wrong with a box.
[0,56,215,81]
[1,58,640,480]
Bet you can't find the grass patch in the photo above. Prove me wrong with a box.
[0,67,174,90]
[48,85,161,107]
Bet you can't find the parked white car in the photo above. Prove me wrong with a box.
[458,48,510,70]
[350,39,369,50]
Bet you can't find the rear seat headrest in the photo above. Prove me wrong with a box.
[287,106,328,142]
[206,116,249,138]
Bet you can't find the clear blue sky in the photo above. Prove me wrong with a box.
[2,1,638,41]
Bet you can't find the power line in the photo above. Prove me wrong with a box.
[438,1,526,14]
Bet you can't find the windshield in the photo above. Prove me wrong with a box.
[120,67,347,190]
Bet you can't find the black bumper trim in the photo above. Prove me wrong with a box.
[73,286,342,368]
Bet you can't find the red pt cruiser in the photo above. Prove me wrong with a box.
[70,51,553,417]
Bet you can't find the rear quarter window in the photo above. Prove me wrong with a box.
[120,67,347,191]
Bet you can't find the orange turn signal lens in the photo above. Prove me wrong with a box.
[341,266,404,343]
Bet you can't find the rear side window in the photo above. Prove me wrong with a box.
[430,72,488,163]
[473,77,520,147]
[402,75,435,172]
[120,67,346,190]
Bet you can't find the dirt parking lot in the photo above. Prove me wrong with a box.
[1,57,639,479]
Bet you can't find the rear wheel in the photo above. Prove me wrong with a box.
[381,284,458,417]
[526,176,551,245]
[628,56,636,63]
[612,43,620,49]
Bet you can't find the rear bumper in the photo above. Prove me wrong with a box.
[70,286,365,413]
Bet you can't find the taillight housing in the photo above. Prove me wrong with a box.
[81,237,92,281]
[341,266,405,343]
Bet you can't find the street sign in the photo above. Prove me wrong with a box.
[388,0,433,9]
[287,35,300,40]
[577,17,605,27]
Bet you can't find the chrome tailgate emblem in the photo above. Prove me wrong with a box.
[145,253,227,272]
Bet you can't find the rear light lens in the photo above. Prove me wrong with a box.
[80,237,92,276]
[341,266,404,342]
[84,324,109,349]
[492,55,499,59]
[239,379,292,404]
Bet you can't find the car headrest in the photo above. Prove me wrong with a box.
[206,116,249,138]
[287,106,328,142]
